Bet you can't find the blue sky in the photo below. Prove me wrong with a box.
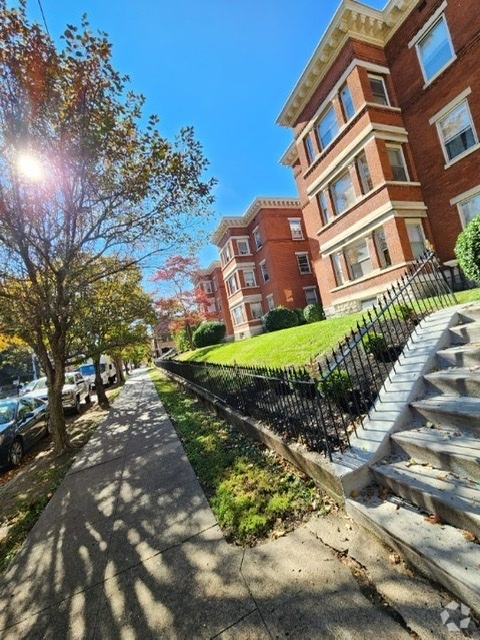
[25,0,386,268]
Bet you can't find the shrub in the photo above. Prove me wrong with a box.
[363,331,388,358]
[455,216,480,282]
[262,306,299,332]
[293,307,307,325]
[173,328,190,352]
[318,370,351,406]
[303,303,325,323]
[395,303,415,322]
[193,322,226,348]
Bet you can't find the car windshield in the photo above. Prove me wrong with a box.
[65,374,76,385]
[0,400,16,424]
[33,378,48,390]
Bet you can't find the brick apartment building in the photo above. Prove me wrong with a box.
[211,197,319,340]
[277,0,480,316]
[194,260,234,338]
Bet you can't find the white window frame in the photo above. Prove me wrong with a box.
[451,185,480,228]
[435,99,478,165]
[304,287,318,305]
[266,294,274,310]
[231,304,245,327]
[202,281,212,294]
[317,190,332,225]
[250,301,263,320]
[243,269,257,288]
[221,243,232,265]
[374,227,392,268]
[386,144,409,181]
[345,239,373,281]
[289,218,304,240]
[406,219,427,259]
[413,11,455,84]
[332,252,345,286]
[332,170,356,215]
[368,74,389,106]
[339,82,354,121]
[227,273,238,295]
[296,253,312,274]
[236,238,250,255]
[356,152,373,193]
[304,134,315,164]
[207,300,216,313]
[316,104,339,150]
[260,260,269,283]
[253,227,262,250]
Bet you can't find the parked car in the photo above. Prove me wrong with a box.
[77,355,117,390]
[0,396,49,467]
[23,373,90,414]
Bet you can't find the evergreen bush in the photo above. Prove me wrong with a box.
[455,216,480,282]
[303,303,325,323]
[193,322,226,348]
[262,306,299,332]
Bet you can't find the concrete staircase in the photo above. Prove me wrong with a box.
[347,304,480,615]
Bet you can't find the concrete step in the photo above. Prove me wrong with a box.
[410,396,480,431]
[458,304,480,324]
[424,368,480,396]
[371,459,480,538]
[346,491,480,616]
[449,320,480,345]
[437,345,480,368]
[392,427,480,482]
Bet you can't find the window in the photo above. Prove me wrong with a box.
[216,296,222,311]
[317,190,332,224]
[345,239,373,280]
[387,146,409,181]
[332,252,345,286]
[207,300,216,313]
[304,134,315,163]
[458,192,480,227]
[260,261,269,282]
[253,228,262,250]
[417,16,454,82]
[296,253,312,274]
[374,228,392,268]
[227,274,238,295]
[356,152,373,193]
[266,294,274,310]
[406,220,426,259]
[202,281,212,294]
[304,287,318,305]
[339,83,354,120]
[243,270,256,287]
[317,105,339,149]
[437,100,476,162]
[250,302,263,320]
[213,276,218,292]
[237,239,250,255]
[221,244,232,265]
[289,218,303,240]
[231,305,245,326]
[368,75,389,106]
[332,170,356,214]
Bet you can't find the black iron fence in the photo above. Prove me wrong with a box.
[158,251,457,460]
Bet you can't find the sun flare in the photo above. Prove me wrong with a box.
[16,152,44,182]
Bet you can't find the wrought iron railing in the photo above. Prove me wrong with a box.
[158,251,457,460]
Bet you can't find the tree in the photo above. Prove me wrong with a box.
[153,255,217,350]
[73,259,156,407]
[455,216,480,282]
[0,4,215,453]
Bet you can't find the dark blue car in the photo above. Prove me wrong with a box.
[0,396,49,468]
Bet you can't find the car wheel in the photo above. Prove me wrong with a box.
[73,396,81,414]
[9,439,23,467]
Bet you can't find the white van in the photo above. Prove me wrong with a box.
[78,356,116,390]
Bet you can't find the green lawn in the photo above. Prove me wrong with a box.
[178,288,480,368]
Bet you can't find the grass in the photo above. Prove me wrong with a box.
[177,288,480,368]
[150,368,335,545]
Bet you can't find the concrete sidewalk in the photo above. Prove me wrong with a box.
[0,369,475,639]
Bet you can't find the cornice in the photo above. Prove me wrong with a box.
[211,196,301,246]
[197,260,221,277]
[276,0,420,129]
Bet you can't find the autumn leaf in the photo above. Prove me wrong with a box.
[424,513,442,525]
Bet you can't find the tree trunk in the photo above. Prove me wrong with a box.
[185,322,194,350]
[93,356,109,408]
[46,363,72,454]
[114,355,125,384]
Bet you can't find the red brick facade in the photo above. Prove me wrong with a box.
[212,198,319,339]
[195,261,234,339]
[277,0,480,316]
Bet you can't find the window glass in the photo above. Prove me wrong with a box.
[339,83,354,120]
[345,240,373,280]
[417,17,454,81]
[304,135,315,163]
[289,219,303,239]
[221,244,232,265]
[317,105,339,149]
[250,302,263,319]
[438,101,476,161]
[356,152,373,193]
[297,254,311,274]
[231,305,245,326]
[374,228,392,267]
[266,294,274,310]
[332,171,356,214]
[368,75,389,106]
[237,239,250,255]
[304,287,318,305]
[203,281,212,293]
[317,191,332,224]
[227,274,237,294]
[387,146,408,181]
[260,262,269,282]
[406,221,426,259]
[459,192,480,226]
[332,252,345,285]
[253,229,262,250]
[243,270,256,287]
